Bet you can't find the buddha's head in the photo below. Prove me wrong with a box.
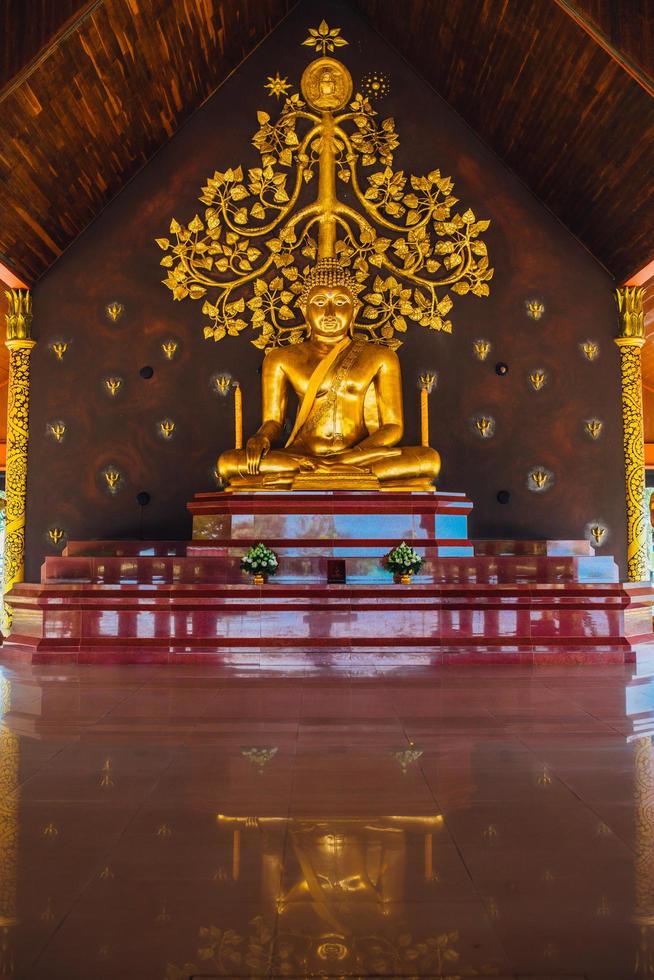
[301,259,357,342]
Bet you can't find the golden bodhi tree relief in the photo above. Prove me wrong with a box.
[157,19,493,350]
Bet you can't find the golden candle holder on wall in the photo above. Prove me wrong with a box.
[105,377,122,397]
[528,467,552,492]
[474,415,495,439]
[48,422,66,442]
[159,419,176,440]
[103,468,121,492]
[50,342,68,361]
[47,527,65,546]
[581,340,599,361]
[473,338,491,361]
[526,299,545,320]
[105,302,124,323]
[584,418,603,440]
[162,340,178,360]
[529,369,547,391]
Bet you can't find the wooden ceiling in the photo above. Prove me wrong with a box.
[0,0,652,284]
[352,0,654,284]
[0,0,295,284]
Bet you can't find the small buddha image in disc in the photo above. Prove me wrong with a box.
[301,57,353,111]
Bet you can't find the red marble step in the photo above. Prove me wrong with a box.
[5,581,652,667]
[41,553,619,586]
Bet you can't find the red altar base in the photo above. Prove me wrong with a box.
[3,491,653,666]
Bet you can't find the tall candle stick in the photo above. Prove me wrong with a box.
[418,372,436,448]
[233,382,243,450]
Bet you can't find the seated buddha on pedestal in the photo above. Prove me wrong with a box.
[218,258,440,492]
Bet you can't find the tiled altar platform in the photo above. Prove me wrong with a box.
[3,491,654,665]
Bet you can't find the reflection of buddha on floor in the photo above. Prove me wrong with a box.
[218,259,441,492]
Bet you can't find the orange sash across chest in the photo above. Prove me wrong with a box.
[285,338,350,448]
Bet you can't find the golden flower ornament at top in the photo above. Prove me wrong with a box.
[526,299,544,320]
[473,338,491,361]
[48,422,66,442]
[581,340,599,361]
[50,342,68,360]
[158,22,493,351]
[105,376,122,396]
[265,72,292,99]
[585,418,603,440]
[302,19,348,55]
[362,71,390,100]
[105,301,124,323]
[162,340,178,360]
[529,369,547,391]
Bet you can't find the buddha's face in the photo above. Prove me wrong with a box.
[306,284,354,342]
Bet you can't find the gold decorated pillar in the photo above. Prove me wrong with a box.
[2,289,35,635]
[615,286,648,582]
[0,676,19,976]
[634,736,654,975]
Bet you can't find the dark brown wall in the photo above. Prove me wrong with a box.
[25,0,627,580]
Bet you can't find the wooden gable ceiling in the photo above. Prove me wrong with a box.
[352,0,654,283]
[0,0,295,284]
[0,0,652,285]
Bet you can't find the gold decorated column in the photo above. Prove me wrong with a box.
[615,286,648,582]
[2,289,35,635]
[633,736,654,975]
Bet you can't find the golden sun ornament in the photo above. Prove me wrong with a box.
[264,72,291,99]
[158,22,493,350]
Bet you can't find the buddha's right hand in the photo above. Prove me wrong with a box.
[245,435,271,475]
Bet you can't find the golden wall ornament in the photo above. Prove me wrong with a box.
[528,466,552,492]
[473,338,491,361]
[105,301,124,323]
[161,340,178,360]
[49,341,68,360]
[47,527,65,546]
[213,374,232,396]
[529,369,547,391]
[48,422,66,442]
[2,289,35,635]
[474,415,495,439]
[159,419,176,440]
[581,340,600,361]
[362,71,390,100]
[615,285,648,581]
[103,468,121,492]
[588,523,607,547]
[526,299,545,320]
[158,23,493,351]
[105,376,122,397]
[584,418,603,440]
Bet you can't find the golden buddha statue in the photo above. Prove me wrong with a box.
[218,259,441,492]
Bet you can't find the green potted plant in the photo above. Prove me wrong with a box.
[383,541,423,584]
[241,542,279,585]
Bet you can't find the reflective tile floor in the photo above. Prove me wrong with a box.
[2,660,654,979]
